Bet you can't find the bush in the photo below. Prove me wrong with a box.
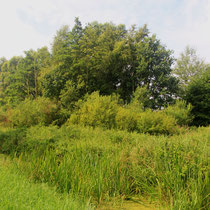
[0,128,26,154]
[0,107,10,127]
[68,92,179,135]
[164,100,193,126]
[136,110,178,135]
[8,97,59,127]
[115,107,138,132]
[68,92,119,129]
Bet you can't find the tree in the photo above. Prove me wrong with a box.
[16,49,49,99]
[185,67,210,126]
[173,46,208,89]
[135,34,179,109]
[78,21,127,95]
[42,19,84,98]
[0,19,179,110]
[0,56,23,105]
[0,57,7,69]
[0,48,51,106]
[43,20,178,108]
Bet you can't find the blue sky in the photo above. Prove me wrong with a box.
[0,0,210,62]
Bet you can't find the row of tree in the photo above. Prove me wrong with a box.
[0,18,209,125]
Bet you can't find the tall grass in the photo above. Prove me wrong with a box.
[0,155,93,210]
[2,125,208,209]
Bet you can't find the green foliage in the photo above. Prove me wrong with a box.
[67,91,183,135]
[136,110,178,135]
[130,86,151,110]
[60,80,85,111]
[0,48,51,106]
[185,68,210,126]
[8,97,59,127]
[0,18,209,209]
[0,106,10,127]
[0,128,26,154]
[115,107,138,132]
[135,34,178,108]
[164,100,193,126]
[21,125,60,154]
[41,20,178,108]
[68,92,180,135]
[68,92,120,129]
[0,56,23,105]
[173,46,208,89]
[116,107,179,135]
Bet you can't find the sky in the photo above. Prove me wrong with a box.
[0,0,210,62]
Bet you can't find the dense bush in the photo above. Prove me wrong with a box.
[0,107,10,127]
[136,110,178,135]
[0,128,26,154]
[68,92,180,135]
[115,107,138,132]
[68,92,120,129]
[7,97,59,127]
[164,100,193,126]
[116,107,179,135]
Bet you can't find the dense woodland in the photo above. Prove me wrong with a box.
[0,18,209,127]
[0,18,209,209]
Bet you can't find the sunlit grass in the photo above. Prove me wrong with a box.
[0,155,93,210]
[0,125,209,209]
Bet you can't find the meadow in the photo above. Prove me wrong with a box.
[0,154,92,210]
[0,124,209,209]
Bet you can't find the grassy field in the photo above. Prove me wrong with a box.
[0,125,209,209]
[0,155,92,210]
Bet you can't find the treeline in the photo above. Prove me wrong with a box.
[0,18,209,127]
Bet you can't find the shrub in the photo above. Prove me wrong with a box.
[164,100,192,126]
[68,92,119,129]
[0,107,10,127]
[0,128,26,154]
[8,97,59,127]
[136,110,178,135]
[115,107,138,132]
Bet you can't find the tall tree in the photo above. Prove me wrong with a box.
[0,48,50,105]
[173,46,208,89]
[1,19,179,109]
[135,34,178,108]
[185,67,210,126]
[42,18,84,98]
[43,20,178,108]
[0,56,22,105]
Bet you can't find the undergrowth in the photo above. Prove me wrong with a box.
[0,155,92,210]
[0,125,209,209]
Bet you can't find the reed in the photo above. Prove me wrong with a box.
[9,125,209,209]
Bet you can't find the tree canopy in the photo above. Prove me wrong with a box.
[1,18,209,126]
[185,67,210,126]
[39,19,179,109]
[173,46,208,89]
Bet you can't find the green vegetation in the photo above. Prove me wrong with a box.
[0,125,209,209]
[0,18,209,209]
[185,67,210,126]
[0,155,92,210]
